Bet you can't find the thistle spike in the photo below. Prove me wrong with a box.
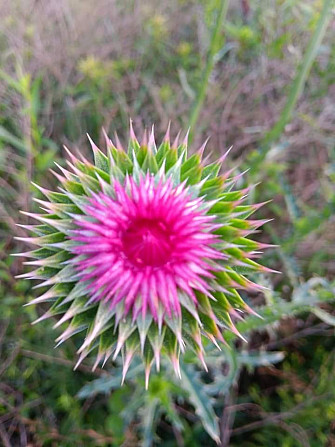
[63,145,79,164]
[148,125,157,153]
[54,162,74,181]
[172,130,181,149]
[183,128,190,147]
[129,119,138,143]
[121,349,135,385]
[141,129,148,147]
[92,352,104,371]
[87,134,102,157]
[257,242,279,250]
[31,181,50,196]
[32,310,53,325]
[170,353,181,379]
[252,200,272,211]
[197,137,210,159]
[50,169,66,184]
[114,132,123,152]
[164,121,171,142]
[219,146,233,164]
[102,127,112,148]
[145,363,152,390]
[197,350,208,372]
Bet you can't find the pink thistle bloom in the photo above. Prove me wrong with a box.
[16,122,276,384]
[72,175,221,322]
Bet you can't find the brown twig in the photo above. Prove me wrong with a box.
[278,420,310,447]
[0,343,21,377]
[261,322,330,351]
[20,349,108,376]
[0,423,11,447]
[220,386,237,446]
[230,393,331,436]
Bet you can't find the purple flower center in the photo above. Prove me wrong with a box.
[122,217,172,267]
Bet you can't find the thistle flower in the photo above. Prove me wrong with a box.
[16,122,275,386]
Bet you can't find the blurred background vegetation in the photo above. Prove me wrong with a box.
[0,0,334,445]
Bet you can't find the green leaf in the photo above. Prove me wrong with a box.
[142,398,160,447]
[312,308,335,327]
[179,362,220,443]
[77,362,143,398]
[237,351,285,368]
[206,347,239,396]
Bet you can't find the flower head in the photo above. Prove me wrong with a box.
[73,175,221,321]
[17,122,275,385]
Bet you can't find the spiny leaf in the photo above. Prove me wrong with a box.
[178,361,220,443]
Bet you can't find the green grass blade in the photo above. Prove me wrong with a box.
[263,0,333,146]
[188,0,229,143]
[0,125,27,152]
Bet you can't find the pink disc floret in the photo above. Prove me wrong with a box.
[71,174,221,320]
